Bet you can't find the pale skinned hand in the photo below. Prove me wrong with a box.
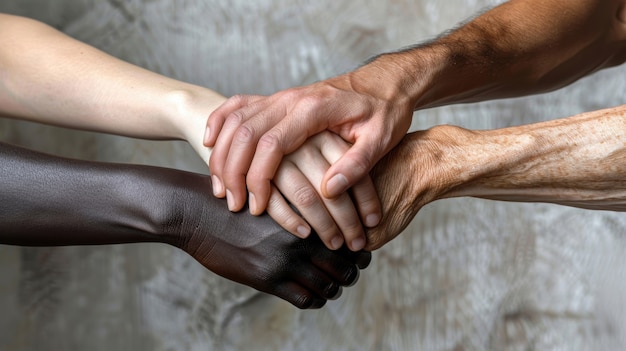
[204,62,415,231]
[194,102,381,252]
[267,132,380,251]
[268,129,453,252]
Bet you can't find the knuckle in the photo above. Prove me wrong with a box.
[229,94,247,105]
[292,186,320,209]
[295,94,323,111]
[278,88,301,102]
[257,131,281,152]
[233,124,255,145]
[225,110,244,125]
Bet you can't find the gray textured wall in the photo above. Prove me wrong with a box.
[1,1,626,350]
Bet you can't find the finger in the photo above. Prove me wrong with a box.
[208,111,246,198]
[322,137,379,199]
[222,105,290,214]
[293,267,341,301]
[246,98,331,215]
[316,133,381,228]
[274,162,343,250]
[266,185,311,239]
[204,94,264,147]
[209,98,271,200]
[308,248,361,287]
[294,154,366,251]
[336,246,373,270]
[271,282,327,309]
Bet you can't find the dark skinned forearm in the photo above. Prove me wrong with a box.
[0,141,184,246]
[0,141,370,308]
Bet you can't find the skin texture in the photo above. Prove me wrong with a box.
[0,141,371,309]
[204,0,626,250]
[0,13,379,251]
[364,106,626,250]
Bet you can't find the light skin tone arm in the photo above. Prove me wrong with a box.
[0,140,371,308]
[204,0,626,250]
[0,13,378,251]
[365,105,626,250]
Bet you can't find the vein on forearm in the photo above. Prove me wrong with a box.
[450,106,626,211]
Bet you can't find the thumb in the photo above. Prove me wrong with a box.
[322,139,380,199]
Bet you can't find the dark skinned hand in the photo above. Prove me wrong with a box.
[0,141,371,309]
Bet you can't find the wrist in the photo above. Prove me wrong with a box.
[132,167,212,249]
[163,87,226,163]
[362,45,450,111]
[406,125,537,202]
[351,54,412,104]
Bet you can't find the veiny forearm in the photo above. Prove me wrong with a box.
[445,106,626,211]
[364,0,626,109]
[0,14,223,146]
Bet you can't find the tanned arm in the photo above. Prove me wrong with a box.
[381,0,626,108]
[203,0,626,244]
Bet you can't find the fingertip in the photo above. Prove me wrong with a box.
[364,213,380,228]
[329,286,343,300]
[211,175,225,197]
[350,236,366,252]
[247,181,272,216]
[330,236,344,251]
[248,192,258,215]
[226,189,245,212]
[297,225,311,239]
[356,251,372,269]
[344,267,360,287]
[323,173,349,198]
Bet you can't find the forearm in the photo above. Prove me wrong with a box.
[0,14,224,151]
[0,141,193,246]
[364,106,626,249]
[442,106,626,211]
[358,0,626,109]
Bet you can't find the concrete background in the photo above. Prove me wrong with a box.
[1,1,626,350]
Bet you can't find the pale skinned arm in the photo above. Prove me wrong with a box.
[0,13,378,250]
[204,0,626,250]
[364,105,626,250]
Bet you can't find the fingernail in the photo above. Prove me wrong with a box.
[351,237,365,251]
[365,213,380,227]
[297,225,310,238]
[249,192,257,214]
[203,127,210,145]
[326,174,348,197]
[226,189,235,211]
[212,175,223,196]
[331,236,344,250]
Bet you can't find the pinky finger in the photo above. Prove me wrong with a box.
[266,185,311,239]
[204,94,265,147]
